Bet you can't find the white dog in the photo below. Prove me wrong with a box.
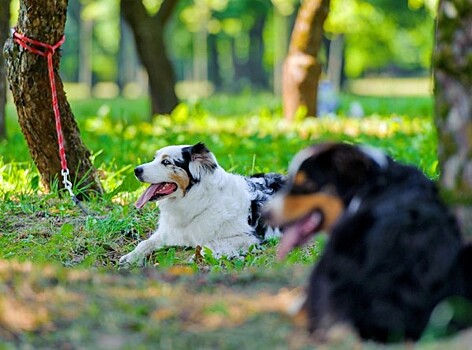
[119,142,285,267]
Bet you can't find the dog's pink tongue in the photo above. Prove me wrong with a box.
[277,212,322,260]
[135,184,160,209]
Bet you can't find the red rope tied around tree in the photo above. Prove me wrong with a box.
[13,30,83,207]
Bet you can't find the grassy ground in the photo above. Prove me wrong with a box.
[0,93,437,269]
[2,92,463,348]
[2,262,472,349]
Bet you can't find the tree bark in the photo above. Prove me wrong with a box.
[0,0,10,140]
[121,0,179,116]
[4,0,103,197]
[433,0,472,234]
[282,0,330,120]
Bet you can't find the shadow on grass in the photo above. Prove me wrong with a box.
[1,261,472,349]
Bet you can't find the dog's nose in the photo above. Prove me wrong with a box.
[134,167,143,178]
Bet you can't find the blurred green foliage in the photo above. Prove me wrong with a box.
[5,0,438,85]
[327,0,437,76]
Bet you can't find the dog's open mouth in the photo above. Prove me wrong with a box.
[277,210,324,259]
[135,182,178,208]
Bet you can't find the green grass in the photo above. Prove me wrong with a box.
[339,94,433,117]
[0,93,437,270]
[3,93,467,348]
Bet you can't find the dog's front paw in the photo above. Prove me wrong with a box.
[119,251,145,268]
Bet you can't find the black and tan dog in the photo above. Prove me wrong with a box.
[265,142,472,342]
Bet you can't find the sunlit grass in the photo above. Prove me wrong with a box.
[0,93,437,269]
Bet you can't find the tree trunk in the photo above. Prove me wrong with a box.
[4,0,103,197]
[327,34,345,92]
[247,14,268,89]
[208,33,222,89]
[121,0,178,116]
[232,14,268,90]
[0,0,10,140]
[273,9,289,96]
[282,0,330,120]
[433,0,472,234]
[118,16,139,94]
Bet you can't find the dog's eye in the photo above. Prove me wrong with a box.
[161,159,172,166]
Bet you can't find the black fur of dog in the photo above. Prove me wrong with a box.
[265,143,472,342]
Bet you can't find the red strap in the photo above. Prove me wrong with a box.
[13,30,68,172]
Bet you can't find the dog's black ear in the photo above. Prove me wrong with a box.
[328,144,378,190]
[190,142,210,155]
[187,142,217,177]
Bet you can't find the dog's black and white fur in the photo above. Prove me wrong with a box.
[119,142,285,267]
[265,143,472,342]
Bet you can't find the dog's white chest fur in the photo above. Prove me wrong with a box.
[157,169,257,249]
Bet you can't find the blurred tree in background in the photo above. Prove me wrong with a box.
[121,0,179,116]
[178,0,272,90]
[0,0,10,139]
[327,0,436,79]
[2,0,438,110]
[283,0,329,120]
[434,0,472,234]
